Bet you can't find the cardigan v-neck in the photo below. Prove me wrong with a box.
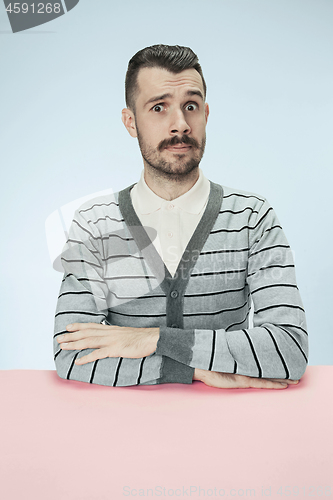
[118,180,223,304]
[130,169,211,276]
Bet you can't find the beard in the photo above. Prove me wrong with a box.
[136,127,206,181]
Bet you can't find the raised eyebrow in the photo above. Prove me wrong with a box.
[185,90,204,101]
[144,93,172,107]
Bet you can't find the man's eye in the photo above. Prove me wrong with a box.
[152,104,164,112]
[185,103,198,111]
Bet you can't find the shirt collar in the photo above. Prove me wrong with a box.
[132,168,210,215]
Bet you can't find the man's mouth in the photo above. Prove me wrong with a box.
[165,143,192,152]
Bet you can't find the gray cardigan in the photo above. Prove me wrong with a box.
[53,181,308,386]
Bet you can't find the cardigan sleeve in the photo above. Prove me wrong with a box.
[53,208,194,387]
[155,200,308,381]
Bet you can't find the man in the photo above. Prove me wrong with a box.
[53,44,308,389]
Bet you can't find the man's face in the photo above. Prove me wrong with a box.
[124,67,209,180]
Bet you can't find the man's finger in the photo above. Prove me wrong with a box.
[248,378,289,389]
[57,329,97,343]
[203,373,291,390]
[60,336,106,350]
[66,322,111,331]
[75,348,110,365]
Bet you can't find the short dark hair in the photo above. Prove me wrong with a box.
[125,44,207,112]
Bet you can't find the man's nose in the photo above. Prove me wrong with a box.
[169,109,191,136]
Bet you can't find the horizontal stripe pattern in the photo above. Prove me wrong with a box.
[53,184,308,386]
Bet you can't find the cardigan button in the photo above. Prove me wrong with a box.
[171,324,179,328]
[170,290,179,299]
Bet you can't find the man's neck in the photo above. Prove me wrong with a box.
[143,165,200,201]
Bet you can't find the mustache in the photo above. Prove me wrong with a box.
[158,135,200,151]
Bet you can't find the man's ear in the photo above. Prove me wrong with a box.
[121,108,137,138]
[204,102,209,124]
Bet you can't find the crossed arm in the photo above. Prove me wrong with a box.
[56,322,300,389]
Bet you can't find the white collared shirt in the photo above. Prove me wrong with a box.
[130,168,210,276]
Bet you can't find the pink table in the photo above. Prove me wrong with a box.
[1,367,332,500]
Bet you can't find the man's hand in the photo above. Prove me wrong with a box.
[193,368,299,389]
[57,323,159,365]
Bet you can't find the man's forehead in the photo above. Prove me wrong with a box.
[136,67,204,103]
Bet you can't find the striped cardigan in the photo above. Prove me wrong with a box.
[53,181,308,386]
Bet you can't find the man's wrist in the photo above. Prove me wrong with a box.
[193,368,207,381]
[145,327,160,355]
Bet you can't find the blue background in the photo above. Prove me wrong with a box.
[0,0,332,369]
